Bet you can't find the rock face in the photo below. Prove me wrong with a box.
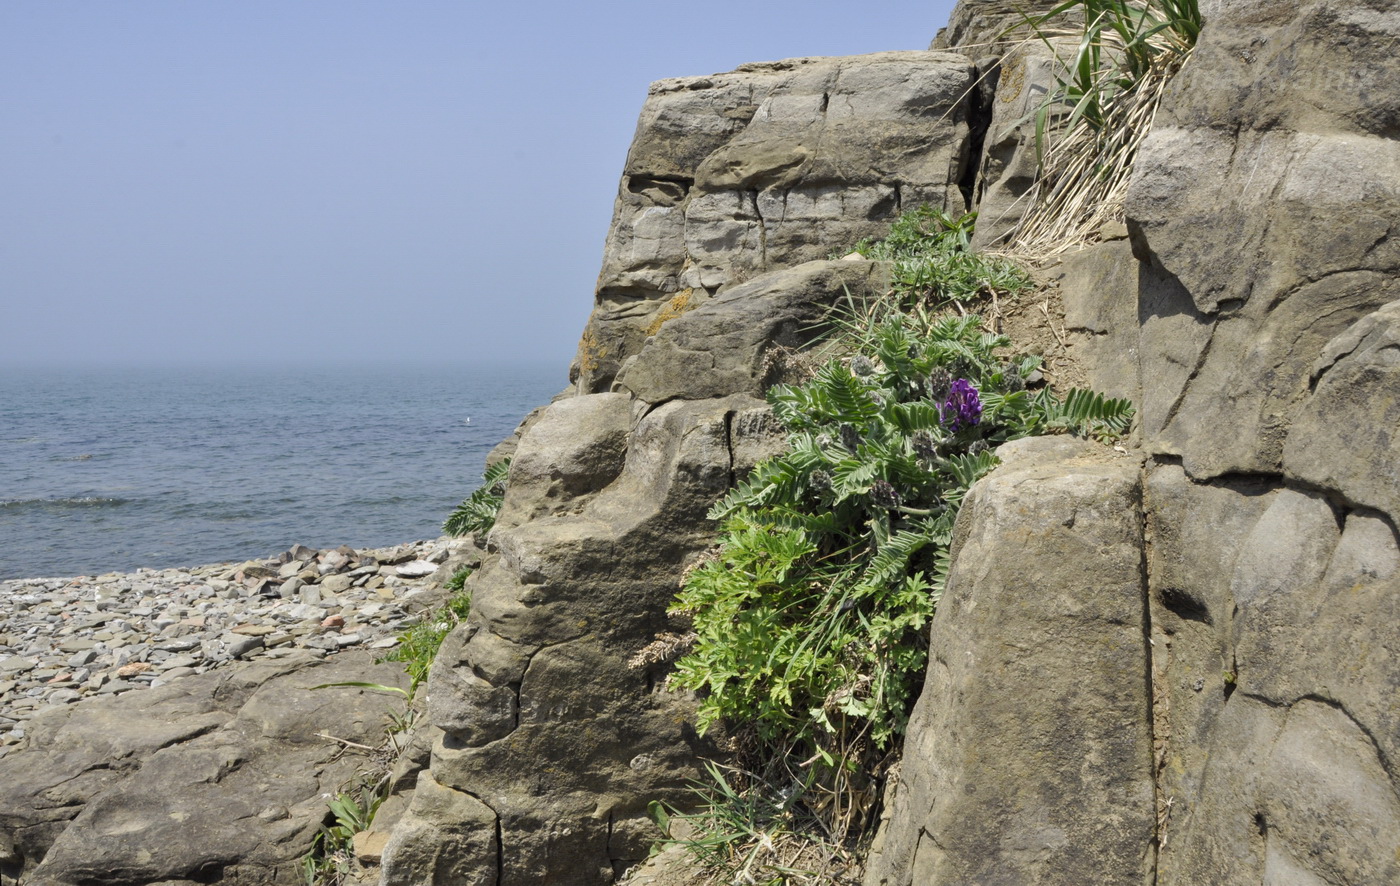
[573,51,976,392]
[1124,8,1400,876]
[866,437,1155,886]
[377,50,941,886]
[377,393,777,884]
[381,245,883,882]
[1126,0,1400,479]
[867,2,1400,886]
[0,652,410,886]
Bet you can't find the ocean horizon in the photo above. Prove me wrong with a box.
[0,358,567,580]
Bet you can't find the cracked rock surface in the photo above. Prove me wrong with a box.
[573,50,975,392]
[0,651,410,886]
[864,3,1400,885]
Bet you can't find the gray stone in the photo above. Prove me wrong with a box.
[65,650,96,669]
[226,634,265,660]
[1125,0,1400,478]
[0,653,409,886]
[493,393,633,530]
[386,395,770,886]
[966,39,1076,250]
[931,0,1065,53]
[379,772,498,886]
[1147,482,1400,885]
[866,437,1154,886]
[1284,301,1400,521]
[395,561,437,579]
[319,573,354,594]
[575,51,976,391]
[278,577,304,598]
[614,260,887,404]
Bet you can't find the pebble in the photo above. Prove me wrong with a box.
[0,538,466,749]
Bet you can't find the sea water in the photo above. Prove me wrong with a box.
[0,360,565,580]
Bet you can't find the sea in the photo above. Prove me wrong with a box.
[0,360,567,581]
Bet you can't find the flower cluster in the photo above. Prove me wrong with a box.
[942,379,982,431]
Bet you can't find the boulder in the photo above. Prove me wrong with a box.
[866,436,1154,886]
[383,393,784,886]
[613,260,886,403]
[0,653,409,886]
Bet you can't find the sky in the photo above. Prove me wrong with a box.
[1,1,960,368]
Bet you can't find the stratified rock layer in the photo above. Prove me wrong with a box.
[574,51,975,391]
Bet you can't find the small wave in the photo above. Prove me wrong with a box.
[0,496,130,511]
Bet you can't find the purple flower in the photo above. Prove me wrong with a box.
[942,379,982,431]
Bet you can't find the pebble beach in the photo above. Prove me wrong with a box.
[0,536,471,756]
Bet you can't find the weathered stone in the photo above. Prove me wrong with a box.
[1054,235,1143,403]
[575,51,976,392]
[1125,0,1400,478]
[352,829,391,864]
[1284,300,1400,521]
[0,653,408,886]
[1148,482,1400,885]
[966,39,1075,250]
[387,396,764,886]
[379,772,498,886]
[396,561,437,579]
[931,0,1065,53]
[866,437,1154,886]
[319,573,354,594]
[613,260,887,403]
[494,393,633,529]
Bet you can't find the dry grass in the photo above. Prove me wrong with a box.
[1000,0,1200,259]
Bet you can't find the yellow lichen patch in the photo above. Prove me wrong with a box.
[999,58,1026,104]
[578,327,608,375]
[644,289,695,336]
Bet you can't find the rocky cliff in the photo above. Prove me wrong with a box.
[3,1,1397,885]
[866,1,1400,884]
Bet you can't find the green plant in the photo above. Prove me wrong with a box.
[382,589,472,692]
[1006,0,1201,253]
[667,310,1131,841]
[848,206,1031,312]
[301,781,387,886]
[443,564,473,592]
[443,458,511,537]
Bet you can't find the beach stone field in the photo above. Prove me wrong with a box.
[0,538,465,755]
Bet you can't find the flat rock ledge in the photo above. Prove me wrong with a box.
[0,537,475,886]
[0,537,468,754]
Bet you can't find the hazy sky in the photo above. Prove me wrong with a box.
[2,1,959,368]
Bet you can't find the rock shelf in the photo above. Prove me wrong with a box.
[0,537,467,755]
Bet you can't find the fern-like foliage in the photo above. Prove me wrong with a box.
[663,206,1136,849]
[442,458,511,537]
[671,305,1134,774]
